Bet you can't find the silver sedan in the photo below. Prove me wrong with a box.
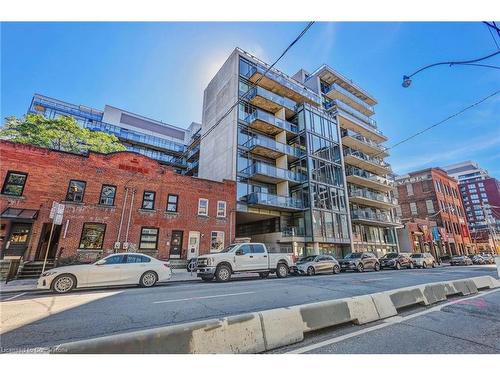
[293,255,340,276]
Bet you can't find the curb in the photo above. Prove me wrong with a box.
[51,275,500,354]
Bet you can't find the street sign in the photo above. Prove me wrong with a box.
[53,213,63,225]
[49,201,58,219]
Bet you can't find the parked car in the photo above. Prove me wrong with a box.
[472,255,486,265]
[338,252,380,272]
[196,243,294,282]
[480,253,496,264]
[450,255,473,266]
[410,252,437,268]
[292,255,340,276]
[380,252,414,270]
[37,253,172,294]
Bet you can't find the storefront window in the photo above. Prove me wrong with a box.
[211,231,225,251]
[79,223,106,249]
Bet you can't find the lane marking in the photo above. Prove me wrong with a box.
[153,291,255,304]
[286,289,500,354]
[1,292,27,302]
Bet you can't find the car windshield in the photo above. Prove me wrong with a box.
[220,244,238,253]
[298,256,316,263]
[382,253,398,259]
[410,254,423,258]
[344,253,363,259]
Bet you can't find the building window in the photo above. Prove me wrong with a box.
[1,171,28,196]
[142,191,155,210]
[406,183,414,196]
[426,200,435,214]
[395,205,402,217]
[139,227,159,249]
[99,185,116,206]
[410,202,418,215]
[166,194,178,212]
[198,198,208,216]
[79,223,106,249]
[217,201,227,218]
[211,231,225,251]
[66,180,86,203]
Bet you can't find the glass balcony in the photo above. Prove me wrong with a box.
[282,226,307,237]
[351,209,401,226]
[186,145,200,161]
[332,100,377,128]
[341,129,388,156]
[125,145,187,167]
[244,192,304,211]
[246,86,297,115]
[241,162,307,185]
[346,166,395,192]
[323,83,375,116]
[244,109,298,135]
[244,135,305,160]
[344,148,392,175]
[348,187,398,209]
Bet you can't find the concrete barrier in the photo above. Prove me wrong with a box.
[53,276,499,354]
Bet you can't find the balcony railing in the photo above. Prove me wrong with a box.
[241,162,307,184]
[342,129,387,152]
[247,86,297,113]
[346,166,395,187]
[344,148,391,170]
[351,209,401,224]
[282,227,307,237]
[332,100,378,128]
[349,188,398,205]
[244,192,304,210]
[240,58,322,105]
[186,145,200,160]
[323,83,375,113]
[244,136,305,158]
[244,109,298,134]
[125,145,187,167]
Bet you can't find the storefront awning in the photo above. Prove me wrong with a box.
[1,208,39,220]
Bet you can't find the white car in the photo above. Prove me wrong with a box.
[37,253,171,293]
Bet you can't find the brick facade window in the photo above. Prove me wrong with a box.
[198,198,208,216]
[217,201,226,218]
[210,231,224,251]
[139,227,159,250]
[166,194,178,212]
[79,223,106,249]
[66,180,86,203]
[1,171,27,196]
[142,191,156,210]
[99,185,116,206]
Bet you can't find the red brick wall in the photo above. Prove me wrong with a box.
[0,141,236,261]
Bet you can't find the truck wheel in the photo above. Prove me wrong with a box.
[259,272,269,279]
[215,265,231,282]
[276,263,288,278]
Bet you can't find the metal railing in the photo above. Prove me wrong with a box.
[241,162,307,184]
[346,166,395,187]
[322,83,375,113]
[351,209,401,224]
[349,188,398,205]
[344,148,392,170]
[244,136,305,158]
[332,100,378,129]
[342,129,387,152]
[244,192,303,210]
[247,86,297,112]
[244,109,298,134]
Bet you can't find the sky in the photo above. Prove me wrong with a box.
[1,22,499,177]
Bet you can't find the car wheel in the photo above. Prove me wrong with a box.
[215,265,231,282]
[408,262,414,269]
[357,263,364,272]
[276,263,289,278]
[422,262,428,269]
[140,271,158,287]
[395,262,401,270]
[307,266,315,276]
[51,274,76,294]
[259,272,270,279]
[333,265,340,274]
[432,261,437,268]
[201,276,214,282]
[374,262,380,272]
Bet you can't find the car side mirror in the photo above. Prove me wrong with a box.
[95,259,106,265]
[235,249,243,256]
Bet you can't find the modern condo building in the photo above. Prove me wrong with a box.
[198,48,399,258]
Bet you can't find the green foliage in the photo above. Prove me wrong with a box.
[0,114,126,154]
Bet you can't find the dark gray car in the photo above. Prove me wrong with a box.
[338,252,380,272]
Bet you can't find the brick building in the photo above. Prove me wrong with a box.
[395,168,471,256]
[0,141,236,265]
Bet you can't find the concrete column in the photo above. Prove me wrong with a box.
[312,241,320,255]
[274,108,285,120]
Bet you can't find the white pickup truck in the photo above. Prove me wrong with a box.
[196,243,294,282]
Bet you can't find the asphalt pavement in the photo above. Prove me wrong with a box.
[0,265,498,352]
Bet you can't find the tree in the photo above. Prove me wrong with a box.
[0,114,126,154]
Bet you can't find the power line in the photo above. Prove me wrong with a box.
[372,89,500,159]
[484,21,500,39]
[485,22,500,50]
[199,22,315,144]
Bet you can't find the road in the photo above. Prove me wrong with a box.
[272,289,500,354]
[0,265,498,351]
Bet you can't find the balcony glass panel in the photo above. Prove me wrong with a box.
[245,136,305,158]
[346,166,395,187]
[344,148,391,169]
[245,192,303,210]
[351,209,401,224]
[242,162,307,183]
[323,83,375,113]
[247,86,297,112]
[244,109,298,134]
[349,187,398,205]
[342,129,387,152]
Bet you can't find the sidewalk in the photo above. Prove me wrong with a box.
[0,269,255,294]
